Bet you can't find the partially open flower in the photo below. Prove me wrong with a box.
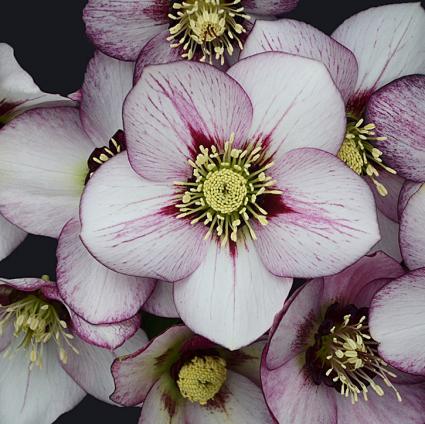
[83,0,299,65]
[0,43,73,261]
[111,325,273,423]
[80,53,379,350]
[262,252,425,424]
[0,276,148,424]
[0,51,156,326]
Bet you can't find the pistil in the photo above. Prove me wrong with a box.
[168,0,251,65]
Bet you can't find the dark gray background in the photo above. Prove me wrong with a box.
[0,0,421,422]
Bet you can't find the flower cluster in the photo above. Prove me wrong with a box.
[0,1,424,423]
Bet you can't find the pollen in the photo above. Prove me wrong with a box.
[175,133,282,246]
[167,0,251,65]
[338,117,396,196]
[0,293,78,369]
[177,355,227,405]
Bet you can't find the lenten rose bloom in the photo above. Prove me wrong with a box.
[0,51,156,325]
[241,3,425,202]
[83,0,299,66]
[0,43,73,261]
[262,252,425,424]
[369,268,425,378]
[0,276,148,424]
[111,325,273,423]
[80,52,379,350]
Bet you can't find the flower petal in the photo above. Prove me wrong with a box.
[365,75,425,181]
[57,218,155,324]
[400,185,425,270]
[134,30,184,83]
[243,0,299,15]
[111,325,192,406]
[0,107,93,237]
[174,238,292,351]
[83,0,168,61]
[70,311,140,350]
[124,61,253,182]
[183,371,274,424]
[80,51,134,147]
[143,281,179,318]
[255,148,380,278]
[62,330,148,404]
[320,252,404,307]
[0,277,52,292]
[241,19,358,102]
[370,269,425,376]
[369,210,401,262]
[0,215,26,261]
[80,153,208,280]
[0,43,72,119]
[332,3,425,113]
[0,342,85,424]
[398,181,422,219]
[227,52,346,163]
[262,354,337,424]
[265,280,323,370]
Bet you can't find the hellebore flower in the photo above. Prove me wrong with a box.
[0,276,148,424]
[83,0,299,66]
[241,3,425,201]
[111,325,273,423]
[262,252,425,424]
[369,268,425,378]
[0,43,72,261]
[0,51,155,326]
[80,53,379,350]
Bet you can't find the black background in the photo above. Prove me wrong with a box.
[0,0,422,422]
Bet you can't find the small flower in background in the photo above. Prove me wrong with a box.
[369,268,425,378]
[111,325,273,423]
[0,43,74,261]
[261,252,425,424]
[0,51,156,326]
[80,53,379,350]
[83,0,299,67]
[0,276,148,424]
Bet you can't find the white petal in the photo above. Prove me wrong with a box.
[369,210,401,262]
[143,281,179,318]
[0,215,26,261]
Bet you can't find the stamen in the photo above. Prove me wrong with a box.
[338,116,396,196]
[168,0,251,65]
[175,133,281,246]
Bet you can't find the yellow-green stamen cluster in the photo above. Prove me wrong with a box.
[0,292,78,369]
[338,117,396,196]
[175,133,281,246]
[177,355,227,405]
[319,313,401,405]
[168,0,251,65]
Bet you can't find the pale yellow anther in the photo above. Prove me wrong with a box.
[177,356,227,405]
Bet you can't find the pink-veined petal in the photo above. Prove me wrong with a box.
[57,218,155,324]
[369,211,401,262]
[62,330,148,405]
[83,0,168,61]
[0,277,52,292]
[243,0,298,15]
[370,269,425,376]
[143,281,179,318]
[241,19,358,102]
[255,148,379,278]
[0,215,26,261]
[0,341,85,424]
[366,75,425,182]
[262,353,337,424]
[332,3,425,114]
[124,61,253,182]
[80,153,208,280]
[400,185,425,270]
[227,52,346,163]
[174,238,292,351]
[0,107,93,237]
[80,51,134,147]
[398,181,422,219]
[111,325,192,406]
